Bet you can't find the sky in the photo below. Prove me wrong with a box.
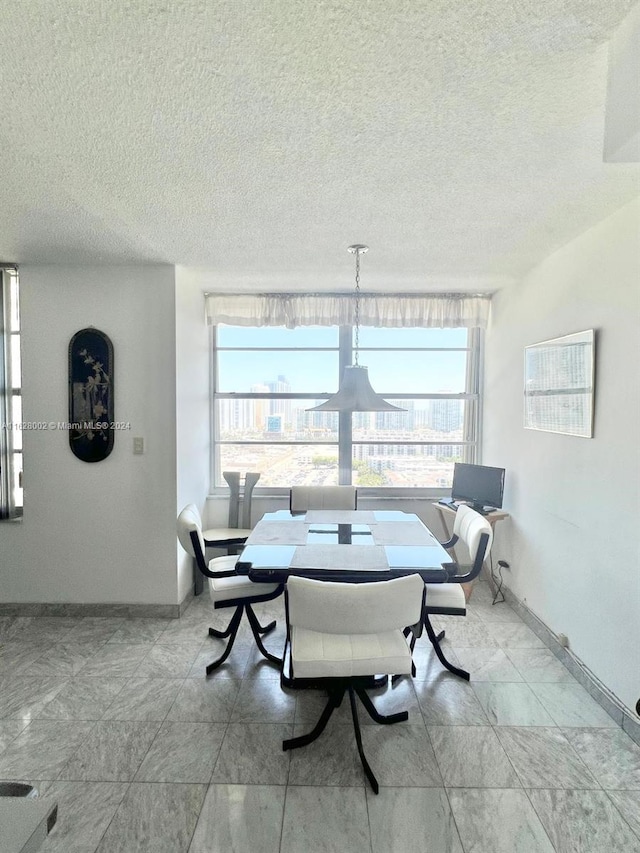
[217,325,469,394]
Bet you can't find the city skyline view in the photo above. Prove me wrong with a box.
[214,325,474,489]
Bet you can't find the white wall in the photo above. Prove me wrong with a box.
[175,267,211,601]
[0,265,179,605]
[604,3,640,162]
[484,198,640,713]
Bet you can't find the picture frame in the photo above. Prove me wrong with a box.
[524,329,595,437]
[68,327,115,462]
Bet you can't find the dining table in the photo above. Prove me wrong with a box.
[235,508,455,584]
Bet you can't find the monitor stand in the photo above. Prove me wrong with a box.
[470,502,489,515]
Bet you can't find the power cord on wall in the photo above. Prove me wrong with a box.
[490,555,507,605]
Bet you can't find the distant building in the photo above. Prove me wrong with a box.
[352,412,375,431]
[374,400,413,431]
[427,396,462,432]
[250,383,270,430]
[299,407,338,431]
[218,397,256,432]
[267,374,292,428]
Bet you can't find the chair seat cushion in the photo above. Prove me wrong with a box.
[425,583,466,614]
[208,574,280,603]
[207,556,279,602]
[290,626,413,678]
[202,527,251,544]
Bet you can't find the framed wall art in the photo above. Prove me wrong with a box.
[68,328,114,462]
[524,329,595,437]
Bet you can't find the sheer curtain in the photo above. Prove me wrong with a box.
[205,292,491,329]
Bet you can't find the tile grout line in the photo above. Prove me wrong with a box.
[602,790,640,844]
[441,785,469,853]
[520,785,563,853]
[492,723,604,793]
[91,779,133,853]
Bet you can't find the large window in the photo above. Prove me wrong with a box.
[211,323,482,492]
[0,267,23,518]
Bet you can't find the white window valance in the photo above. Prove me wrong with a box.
[205,292,491,329]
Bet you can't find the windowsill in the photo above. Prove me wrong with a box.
[206,489,449,501]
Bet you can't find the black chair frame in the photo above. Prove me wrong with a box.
[190,530,284,675]
[283,677,407,794]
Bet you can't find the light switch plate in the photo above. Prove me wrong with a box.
[133,436,144,454]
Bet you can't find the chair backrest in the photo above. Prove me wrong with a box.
[286,574,424,635]
[290,485,357,512]
[177,504,205,562]
[451,505,493,581]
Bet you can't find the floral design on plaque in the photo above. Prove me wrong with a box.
[69,328,114,462]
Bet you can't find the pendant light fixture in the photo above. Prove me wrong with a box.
[307,245,405,412]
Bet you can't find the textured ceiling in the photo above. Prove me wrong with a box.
[0,1,638,291]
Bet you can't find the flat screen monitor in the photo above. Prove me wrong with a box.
[451,463,505,512]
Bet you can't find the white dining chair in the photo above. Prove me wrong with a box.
[281,573,424,793]
[177,504,284,675]
[289,485,357,512]
[423,505,493,680]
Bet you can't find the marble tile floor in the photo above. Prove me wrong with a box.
[1,580,639,853]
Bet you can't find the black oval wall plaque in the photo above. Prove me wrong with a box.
[68,328,114,462]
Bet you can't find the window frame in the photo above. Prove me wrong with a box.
[210,323,483,496]
[0,266,23,519]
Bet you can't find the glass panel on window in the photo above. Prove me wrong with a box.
[217,325,337,348]
[352,443,467,488]
[9,272,20,330]
[212,322,480,492]
[351,398,466,441]
[216,400,338,441]
[10,335,21,389]
[218,444,338,487]
[357,327,468,348]
[216,351,339,393]
[355,351,468,394]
